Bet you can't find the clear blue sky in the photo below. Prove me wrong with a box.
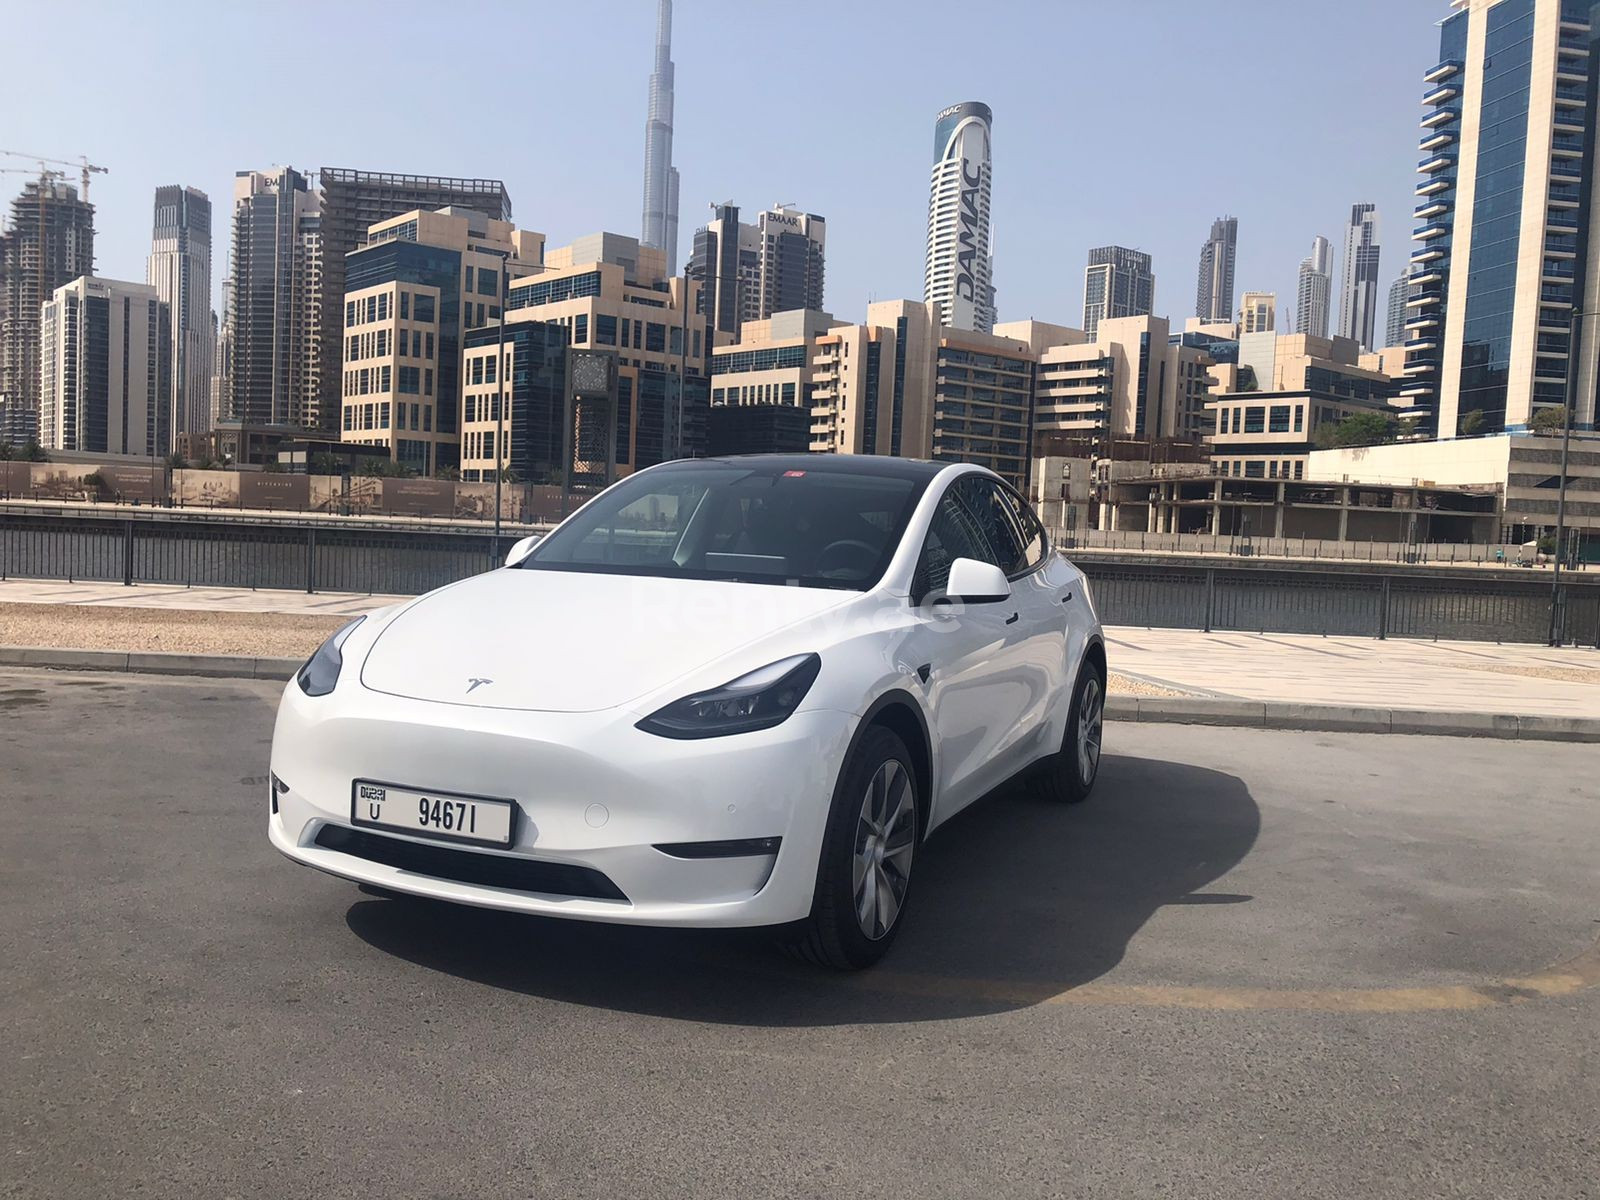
[3,0,1441,331]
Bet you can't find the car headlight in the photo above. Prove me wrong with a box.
[636,653,822,739]
[297,616,365,697]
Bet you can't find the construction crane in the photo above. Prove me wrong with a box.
[0,150,107,200]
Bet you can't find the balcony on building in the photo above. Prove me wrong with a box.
[1415,177,1452,198]
[1423,58,1462,84]
[1414,221,1451,241]
[1559,31,1591,54]
[1551,157,1583,181]
[1420,105,1461,130]
[1417,152,1456,174]
[1422,82,1460,106]
[1410,265,1446,288]
[1552,133,1585,157]
[1418,128,1458,152]
[1413,198,1451,220]
[1546,232,1579,258]
[1555,81,1587,107]
[1411,245,1446,265]
[1405,335,1441,355]
[1544,259,1577,281]
[1404,313,1441,332]
[1406,287,1444,309]
[1557,54,1587,81]
[1548,209,1581,231]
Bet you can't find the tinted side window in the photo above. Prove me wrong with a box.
[999,486,1047,571]
[951,476,1025,575]
[913,492,992,600]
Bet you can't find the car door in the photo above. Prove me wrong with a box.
[905,476,1037,827]
[994,481,1077,756]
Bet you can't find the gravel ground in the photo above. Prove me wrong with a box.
[0,602,344,659]
[0,601,1181,694]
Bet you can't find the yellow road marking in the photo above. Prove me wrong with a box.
[849,931,1600,1013]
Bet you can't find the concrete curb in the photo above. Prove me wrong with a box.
[2,646,1596,742]
[0,646,300,681]
[1104,695,1600,742]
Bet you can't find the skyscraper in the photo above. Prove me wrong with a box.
[1409,0,1597,437]
[0,178,94,442]
[1240,291,1277,334]
[1296,235,1333,339]
[314,168,513,433]
[1081,246,1154,341]
[1337,203,1381,350]
[640,0,680,274]
[227,168,320,427]
[39,276,170,454]
[688,203,826,343]
[147,186,213,439]
[924,101,995,333]
[1384,274,1413,350]
[1195,216,1237,322]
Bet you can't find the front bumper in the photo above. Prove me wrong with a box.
[268,682,853,928]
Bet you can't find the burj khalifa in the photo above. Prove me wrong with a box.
[640,0,680,274]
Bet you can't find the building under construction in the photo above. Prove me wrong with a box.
[0,178,95,444]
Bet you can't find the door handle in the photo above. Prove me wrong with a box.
[1005,612,1020,625]
[1060,591,1073,603]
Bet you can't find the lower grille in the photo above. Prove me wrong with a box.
[314,825,628,903]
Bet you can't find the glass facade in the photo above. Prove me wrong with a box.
[1456,0,1534,430]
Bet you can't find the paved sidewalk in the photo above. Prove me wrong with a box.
[4,578,1599,720]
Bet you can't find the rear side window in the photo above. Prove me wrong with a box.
[997,486,1048,571]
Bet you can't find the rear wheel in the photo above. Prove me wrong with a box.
[788,725,918,969]
[1033,662,1105,804]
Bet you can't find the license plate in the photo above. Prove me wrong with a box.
[350,781,515,848]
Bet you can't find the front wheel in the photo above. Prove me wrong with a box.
[1033,662,1105,804]
[787,725,919,969]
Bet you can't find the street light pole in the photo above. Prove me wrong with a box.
[1551,308,1586,644]
[493,256,507,558]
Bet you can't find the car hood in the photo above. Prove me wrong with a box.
[358,567,854,713]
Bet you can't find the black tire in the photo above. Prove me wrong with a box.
[786,725,919,970]
[1033,660,1106,805]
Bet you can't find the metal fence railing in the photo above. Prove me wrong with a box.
[3,510,1599,647]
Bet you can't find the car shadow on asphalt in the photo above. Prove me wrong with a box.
[343,753,1259,1024]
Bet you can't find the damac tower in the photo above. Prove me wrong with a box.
[924,101,995,333]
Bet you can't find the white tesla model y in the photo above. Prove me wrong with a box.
[269,456,1105,967]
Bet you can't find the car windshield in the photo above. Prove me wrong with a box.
[520,461,927,589]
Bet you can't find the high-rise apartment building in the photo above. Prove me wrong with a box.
[213,274,233,432]
[1241,291,1277,334]
[227,168,320,427]
[689,203,826,344]
[640,0,680,274]
[315,168,513,434]
[809,301,939,459]
[1384,274,1413,350]
[1407,0,1598,436]
[146,186,213,439]
[924,101,996,333]
[1195,216,1237,322]
[1296,236,1333,338]
[1082,246,1154,341]
[39,276,171,455]
[1,178,95,440]
[1337,203,1382,350]
[339,207,544,476]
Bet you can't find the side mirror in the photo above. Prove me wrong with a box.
[942,557,1011,604]
[504,534,541,568]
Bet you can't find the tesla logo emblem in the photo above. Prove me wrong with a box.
[466,677,493,694]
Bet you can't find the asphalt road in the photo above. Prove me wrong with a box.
[2,669,1597,1199]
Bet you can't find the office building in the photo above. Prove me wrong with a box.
[1296,235,1333,338]
[495,232,707,483]
[146,185,213,440]
[1027,315,1215,444]
[1407,0,1599,437]
[227,168,321,428]
[1241,291,1277,334]
[339,207,544,476]
[315,168,512,434]
[640,0,680,273]
[1,178,95,437]
[1384,274,1414,349]
[710,308,833,410]
[38,276,171,455]
[924,101,996,333]
[809,300,939,458]
[1337,203,1381,350]
[460,318,569,485]
[1082,246,1154,341]
[1195,216,1237,322]
[689,202,826,343]
[1209,331,1396,478]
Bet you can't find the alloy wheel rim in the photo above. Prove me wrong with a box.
[853,758,915,940]
[1078,677,1103,785]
